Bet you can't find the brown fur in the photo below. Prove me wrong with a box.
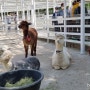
[18,21,38,58]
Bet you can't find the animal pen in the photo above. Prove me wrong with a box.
[0,0,90,54]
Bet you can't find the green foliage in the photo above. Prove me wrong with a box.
[85,3,90,9]
[49,8,53,14]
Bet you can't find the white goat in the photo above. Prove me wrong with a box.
[0,45,13,72]
[52,34,71,70]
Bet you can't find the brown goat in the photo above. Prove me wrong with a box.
[18,21,38,58]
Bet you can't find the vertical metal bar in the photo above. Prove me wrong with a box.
[27,6,29,21]
[16,6,19,32]
[53,0,56,12]
[80,0,85,54]
[34,0,36,28]
[46,0,49,43]
[3,0,7,33]
[31,0,35,27]
[1,5,3,21]
[21,0,25,20]
[27,5,31,21]
[64,0,66,47]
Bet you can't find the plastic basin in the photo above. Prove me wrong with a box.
[0,69,44,90]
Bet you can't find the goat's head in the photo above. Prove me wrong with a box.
[18,20,32,30]
[55,34,65,50]
[0,49,12,64]
[55,34,64,44]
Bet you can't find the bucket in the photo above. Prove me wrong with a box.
[0,69,44,90]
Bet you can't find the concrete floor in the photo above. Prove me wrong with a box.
[0,32,90,90]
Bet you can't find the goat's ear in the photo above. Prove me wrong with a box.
[28,22,32,25]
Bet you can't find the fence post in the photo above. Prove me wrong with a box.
[80,0,85,54]
[46,0,49,43]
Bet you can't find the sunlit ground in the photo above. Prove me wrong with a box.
[0,31,90,90]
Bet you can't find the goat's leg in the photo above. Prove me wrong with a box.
[30,45,34,56]
[34,40,37,56]
[24,45,28,58]
[33,43,37,56]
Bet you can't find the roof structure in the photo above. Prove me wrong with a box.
[0,0,69,12]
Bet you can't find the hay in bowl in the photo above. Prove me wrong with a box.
[5,77,34,88]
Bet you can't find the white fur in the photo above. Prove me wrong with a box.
[52,34,71,70]
[0,46,13,72]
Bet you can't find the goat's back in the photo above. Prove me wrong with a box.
[28,28,38,39]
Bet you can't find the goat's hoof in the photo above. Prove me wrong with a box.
[53,66,60,70]
[31,53,36,56]
[61,66,68,70]
[25,56,27,58]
